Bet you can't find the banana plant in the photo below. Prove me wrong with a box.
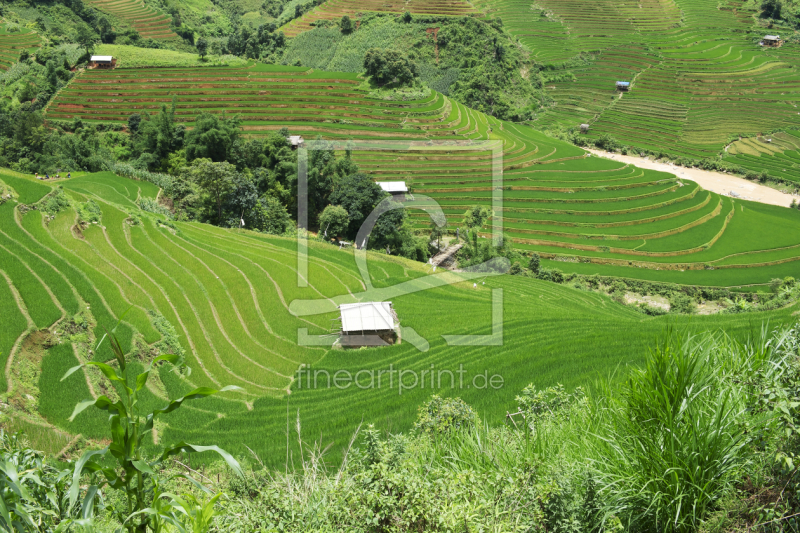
[61,326,243,533]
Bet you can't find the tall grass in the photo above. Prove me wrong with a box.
[216,325,799,531]
[590,328,794,532]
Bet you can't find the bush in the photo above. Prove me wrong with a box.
[528,252,540,274]
[669,293,696,314]
[318,204,349,239]
[78,199,101,224]
[537,267,564,283]
[363,48,419,86]
[414,395,477,435]
[38,188,70,216]
[340,15,354,33]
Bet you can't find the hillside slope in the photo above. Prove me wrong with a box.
[46,64,800,286]
[0,169,797,464]
[468,0,800,168]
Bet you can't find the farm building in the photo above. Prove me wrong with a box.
[377,181,408,197]
[289,135,305,149]
[89,55,116,69]
[616,81,630,91]
[580,123,590,133]
[336,302,399,347]
[763,35,781,46]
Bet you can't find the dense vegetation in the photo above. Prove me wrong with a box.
[3,324,800,530]
[2,0,800,529]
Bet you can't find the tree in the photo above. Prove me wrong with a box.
[363,48,419,86]
[135,101,181,165]
[249,195,293,234]
[340,15,354,33]
[761,0,782,18]
[463,204,492,230]
[184,112,241,162]
[528,252,540,274]
[371,202,406,252]
[223,172,259,227]
[196,37,209,58]
[97,16,115,43]
[430,212,448,252]
[127,113,141,135]
[329,172,387,240]
[182,158,238,225]
[318,204,349,239]
[75,24,96,56]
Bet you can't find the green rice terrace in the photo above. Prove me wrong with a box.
[462,0,800,166]
[0,167,797,467]
[280,0,477,37]
[84,0,178,40]
[47,63,800,286]
[0,26,39,71]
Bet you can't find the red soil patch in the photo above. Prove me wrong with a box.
[426,28,440,62]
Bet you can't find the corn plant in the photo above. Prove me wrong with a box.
[61,327,243,533]
[0,431,79,532]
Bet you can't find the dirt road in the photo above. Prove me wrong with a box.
[586,148,798,208]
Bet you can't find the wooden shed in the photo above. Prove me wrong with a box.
[580,123,590,133]
[336,302,399,347]
[763,35,781,46]
[615,81,630,91]
[89,55,116,69]
[289,135,305,149]
[377,181,408,198]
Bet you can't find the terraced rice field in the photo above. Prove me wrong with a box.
[280,0,476,38]
[84,0,177,40]
[0,28,40,71]
[47,64,800,286]
[1,169,797,465]
[725,131,800,185]
[471,0,800,166]
[471,0,681,62]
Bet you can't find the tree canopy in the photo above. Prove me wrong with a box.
[363,48,419,87]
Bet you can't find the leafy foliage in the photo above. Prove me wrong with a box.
[414,395,477,435]
[363,48,418,87]
[61,326,243,532]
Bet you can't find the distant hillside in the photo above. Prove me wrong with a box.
[471,0,800,167]
[46,63,800,286]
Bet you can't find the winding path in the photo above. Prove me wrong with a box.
[587,149,799,208]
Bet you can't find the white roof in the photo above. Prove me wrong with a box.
[764,35,780,39]
[377,181,408,193]
[288,135,304,146]
[91,55,113,62]
[339,302,396,333]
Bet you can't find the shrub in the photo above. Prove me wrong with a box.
[528,252,541,274]
[340,15,354,33]
[38,187,70,216]
[537,267,564,283]
[669,293,696,314]
[249,195,293,235]
[77,199,101,224]
[318,204,349,239]
[414,395,477,435]
[363,48,418,86]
